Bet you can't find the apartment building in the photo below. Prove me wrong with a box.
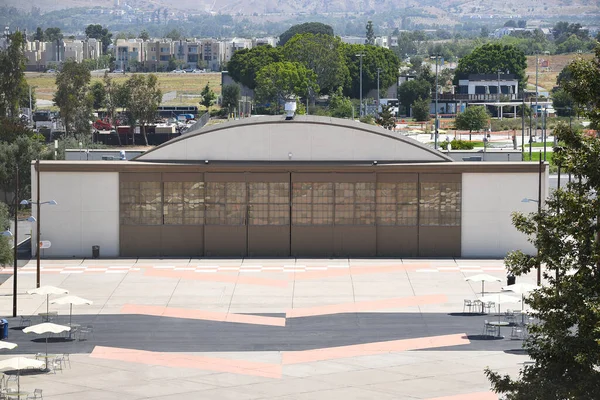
[23,38,102,71]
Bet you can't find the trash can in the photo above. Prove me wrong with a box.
[92,245,100,259]
[507,274,516,286]
[0,319,7,340]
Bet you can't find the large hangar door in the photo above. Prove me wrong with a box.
[375,173,419,257]
[204,173,247,257]
[247,173,291,257]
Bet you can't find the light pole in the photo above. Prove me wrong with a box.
[355,53,364,117]
[541,107,548,161]
[22,160,57,288]
[12,166,18,317]
[497,69,503,120]
[377,67,381,112]
[431,54,440,149]
[535,53,539,143]
[521,156,544,286]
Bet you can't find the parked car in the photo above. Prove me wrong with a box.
[112,69,124,73]
[46,69,56,73]
[184,68,194,73]
[192,69,206,73]
[171,69,186,74]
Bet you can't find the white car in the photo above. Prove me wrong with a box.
[192,69,206,73]
[112,69,124,73]
[171,69,186,74]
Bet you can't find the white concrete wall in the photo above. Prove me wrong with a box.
[461,172,547,258]
[31,170,119,258]
[139,122,444,162]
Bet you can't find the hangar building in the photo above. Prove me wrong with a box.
[32,116,546,259]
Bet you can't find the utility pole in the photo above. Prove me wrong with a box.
[356,53,364,117]
[36,159,41,288]
[497,69,502,120]
[535,53,539,144]
[521,92,525,160]
[377,68,381,112]
[434,55,439,149]
[12,165,18,317]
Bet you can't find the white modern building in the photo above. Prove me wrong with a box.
[31,116,546,259]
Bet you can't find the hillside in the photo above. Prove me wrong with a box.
[6,0,598,20]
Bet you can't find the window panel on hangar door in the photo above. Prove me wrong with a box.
[248,182,289,226]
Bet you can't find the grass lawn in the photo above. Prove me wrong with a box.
[26,72,222,107]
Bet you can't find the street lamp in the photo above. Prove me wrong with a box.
[430,54,441,149]
[521,156,544,285]
[377,67,382,112]
[355,53,364,117]
[20,188,57,289]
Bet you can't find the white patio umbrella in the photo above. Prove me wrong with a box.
[465,274,502,295]
[23,323,71,369]
[27,286,69,321]
[51,296,93,337]
[479,293,521,324]
[502,283,540,323]
[0,357,45,392]
[0,342,18,350]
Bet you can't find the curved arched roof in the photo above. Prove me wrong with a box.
[134,115,452,163]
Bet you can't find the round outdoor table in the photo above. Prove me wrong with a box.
[37,312,58,322]
[35,354,58,370]
[487,321,510,338]
[6,391,29,399]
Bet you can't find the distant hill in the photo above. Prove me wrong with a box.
[5,0,598,23]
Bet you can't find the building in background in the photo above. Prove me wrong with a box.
[32,115,545,259]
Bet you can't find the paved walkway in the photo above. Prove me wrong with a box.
[0,258,536,399]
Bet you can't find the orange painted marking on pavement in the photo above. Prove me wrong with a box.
[90,346,281,378]
[293,264,421,280]
[286,294,447,318]
[121,304,286,327]
[282,333,469,365]
[426,392,497,400]
[144,268,288,287]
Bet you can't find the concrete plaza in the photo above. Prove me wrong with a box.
[0,258,537,399]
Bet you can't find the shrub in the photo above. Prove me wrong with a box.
[439,139,475,150]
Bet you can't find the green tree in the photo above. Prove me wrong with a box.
[44,27,63,42]
[90,81,106,111]
[278,22,334,47]
[559,46,600,129]
[0,31,27,119]
[167,57,178,72]
[53,59,92,138]
[0,202,12,265]
[485,124,600,398]
[504,20,518,28]
[398,79,431,117]
[453,43,528,89]
[199,83,216,110]
[33,27,44,41]
[328,87,353,118]
[455,105,490,139]
[139,30,150,41]
[227,46,284,90]
[255,61,318,106]
[551,88,575,117]
[343,44,400,99]
[124,74,162,146]
[221,84,241,113]
[376,104,395,129]
[165,29,182,41]
[365,21,375,45]
[283,34,348,95]
[102,72,122,146]
[412,97,431,122]
[480,26,490,38]
[85,24,112,54]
